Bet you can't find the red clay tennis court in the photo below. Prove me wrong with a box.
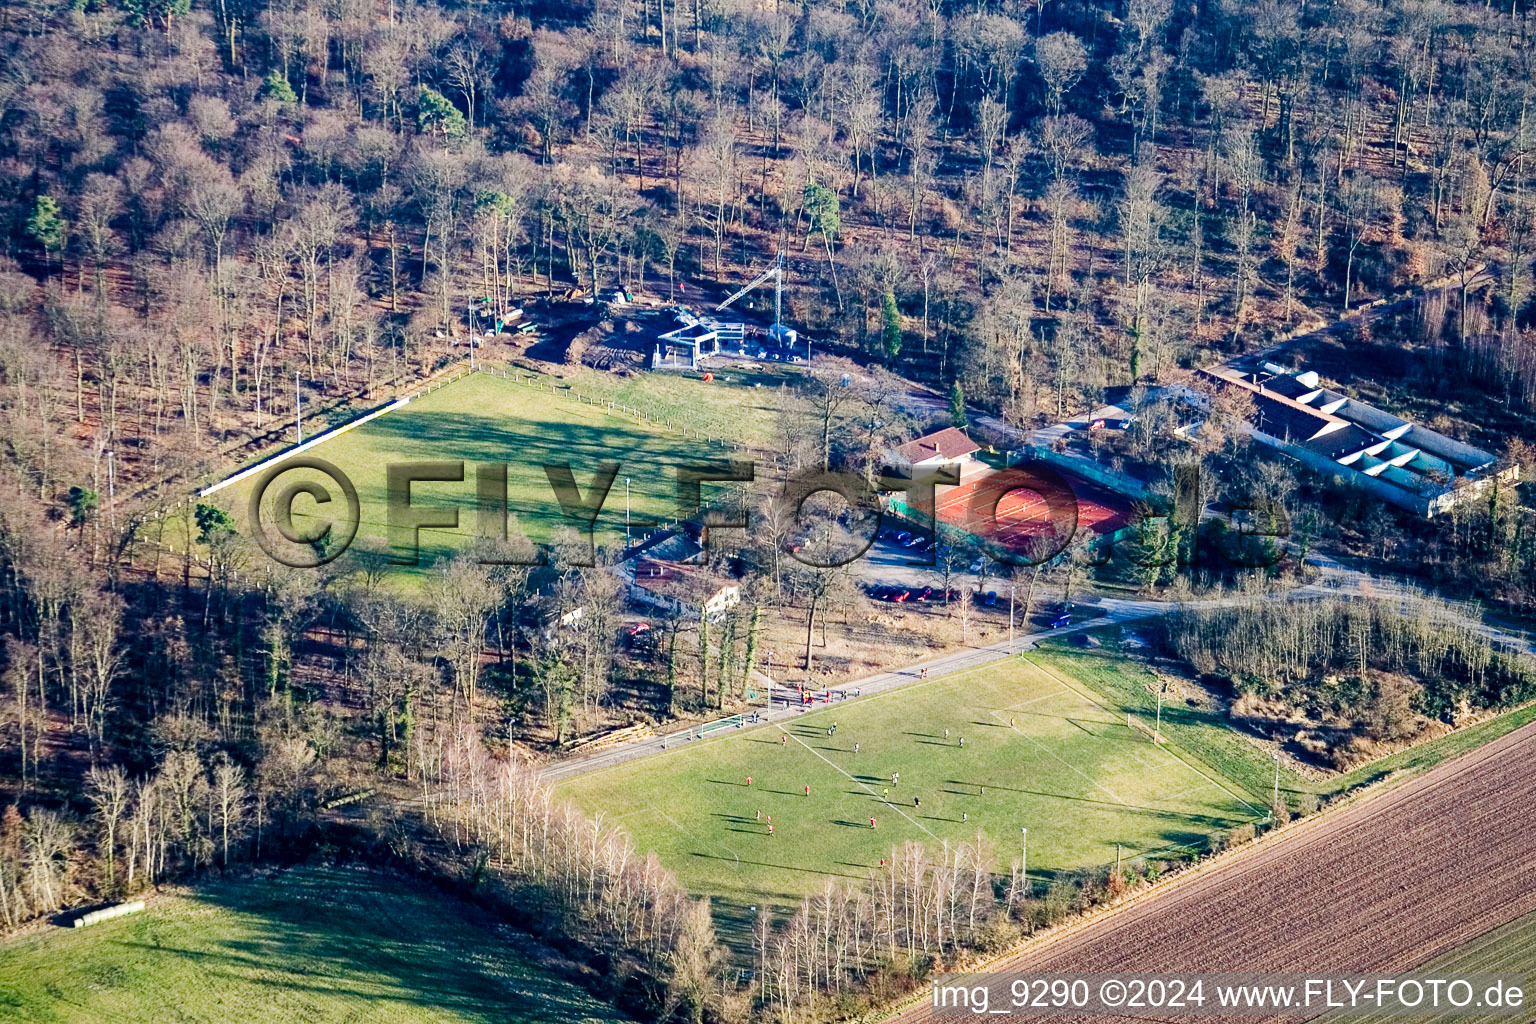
[923,466,1137,552]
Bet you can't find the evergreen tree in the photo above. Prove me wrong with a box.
[803,181,843,306]
[881,288,903,363]
[119,0,189,30]
[741,603,762,694]
[65,486,98,528]
[803,182,840,241]
[716,611,734,708]
[195,503,235,544]
[666,623,679,715]
[418,87,468,139]
[258,70,297,105]
[949,380,968,428]
[26,196,66,271]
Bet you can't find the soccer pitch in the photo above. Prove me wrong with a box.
[215,372,725,574]
[556,655,1261,912]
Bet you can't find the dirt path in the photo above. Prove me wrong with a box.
[883,716,1536,1022]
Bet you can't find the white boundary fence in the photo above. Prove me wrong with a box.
[199,363,476,497]
[198,395,414,497]
[194,364,730,501]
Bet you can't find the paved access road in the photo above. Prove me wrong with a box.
[540,559,1533,785]
[537,594,1168,784]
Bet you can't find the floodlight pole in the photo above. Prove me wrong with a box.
[295,371,302,442]
[1009,583,1016,648]
[1021,826,1028,897]
[775,250,783,328]
[1155,687,1163,744]
[1272,752,1280,814]
[625,477,631,545]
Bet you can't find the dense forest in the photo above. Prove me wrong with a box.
[6,0,1536,472]
[5,0,1536,1019]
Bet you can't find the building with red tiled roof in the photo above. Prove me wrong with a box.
[888,427,985,481]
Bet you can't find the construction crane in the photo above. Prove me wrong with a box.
[715,251,803,357]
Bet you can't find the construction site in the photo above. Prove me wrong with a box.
[463,250,813,379]
[652,251,808,370]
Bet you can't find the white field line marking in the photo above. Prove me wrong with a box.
[781,730,940,841]
[657,808,741,873]
[1181,777,1236,802]
[992,687,1124,737]
[944,498,1054,534]
[1022,655,1266,818]
[983,704,1062,734]
[986,706,1136,809]
[992,667,1190,807]
[998,689,1071,712]
[984,697,1153,769]
[1121,745,1179,771]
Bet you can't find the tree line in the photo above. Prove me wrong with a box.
[1160,590,1536,766]
[7,0,1536,510]
[427,719,1207,1024]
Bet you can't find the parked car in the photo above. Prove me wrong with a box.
[1049,613,1071,629]
[917,586,934,601]
[912,537,932,551]
[902,534,926,548]
[893,530,912,544]
[945,588,963,601]
[892,589,911,602]
[626,622,652,638]
[871,586,893,601]
[983,590,999,607]
[970,558,986,573]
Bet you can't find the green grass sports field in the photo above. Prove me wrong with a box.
[1030,636,1536,804]
[557,654,1261,917]
[554,361,799,449]
[216,371,726,574]
[0,865,625,1024]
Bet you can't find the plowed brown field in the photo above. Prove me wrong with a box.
[887,719,1536,1023]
